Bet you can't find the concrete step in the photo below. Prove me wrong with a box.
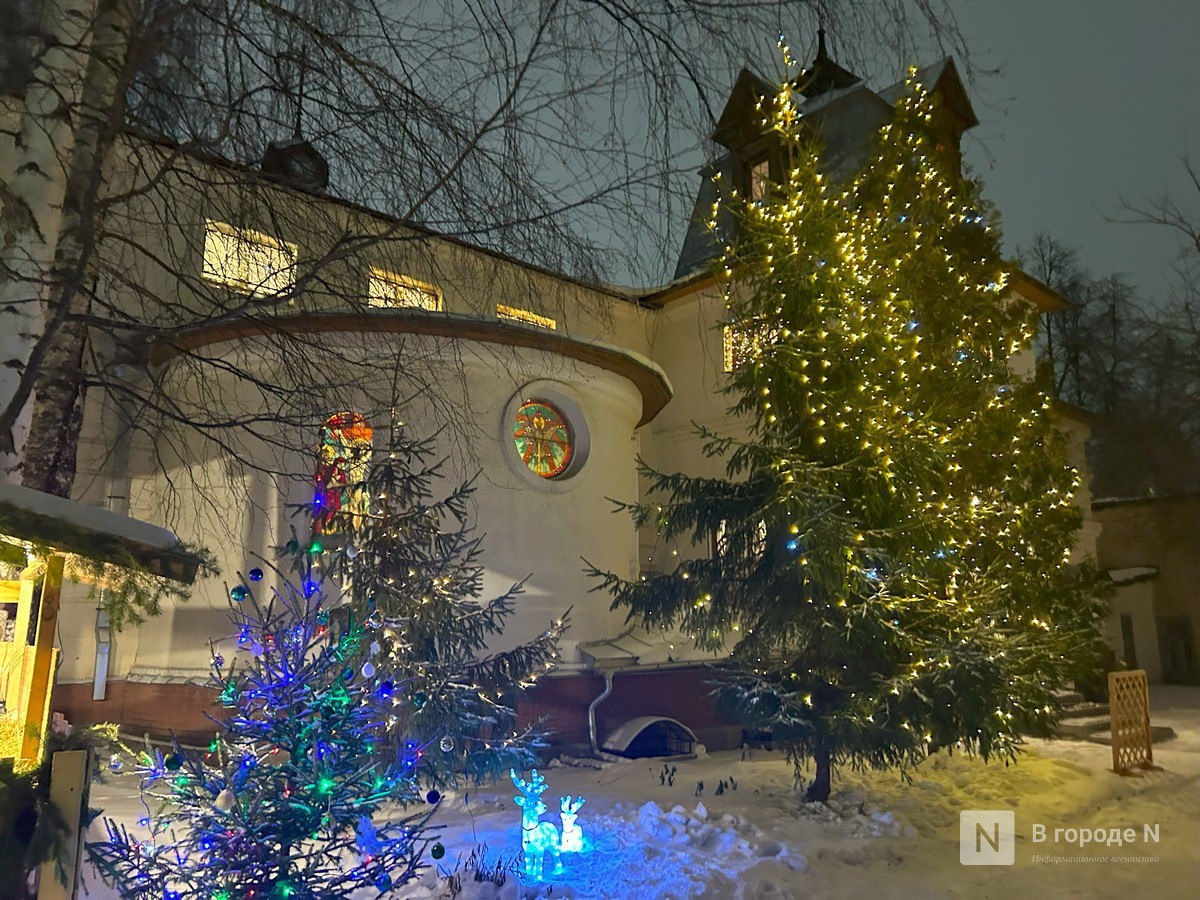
[1052,690,1085,706]
[1087,725,1177,746]
[1054,715,1177,745]
[1055,716,1110,739]
[1060,702,1110,720]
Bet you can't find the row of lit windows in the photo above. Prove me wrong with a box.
[200,220,555,327]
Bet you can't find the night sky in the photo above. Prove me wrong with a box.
[950,1,1200,302]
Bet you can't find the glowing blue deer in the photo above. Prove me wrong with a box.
[510,768,562,880]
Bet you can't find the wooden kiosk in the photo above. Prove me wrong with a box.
[0,481,202,898]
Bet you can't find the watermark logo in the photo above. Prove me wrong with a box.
[960,810,1015,865]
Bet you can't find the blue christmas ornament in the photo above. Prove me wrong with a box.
[375,873,392,892]
[248,567,264,582]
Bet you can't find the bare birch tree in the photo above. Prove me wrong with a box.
[1,0,970,520]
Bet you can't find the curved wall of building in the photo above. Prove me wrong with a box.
[56,327,649,692]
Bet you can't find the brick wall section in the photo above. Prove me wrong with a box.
[54,664,742,752]
[54,681,221,745]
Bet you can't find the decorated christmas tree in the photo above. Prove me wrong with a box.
[313,419,567,787]
[593,74,1106,801]
[86,569,436,897]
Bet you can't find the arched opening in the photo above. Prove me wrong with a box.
[602,716,697,759]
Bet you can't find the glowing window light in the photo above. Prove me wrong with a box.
[202,220,296,297]
[497,304,556,330]
[367,268,443,311]
[749,157,771,200]
[723,320,778,372]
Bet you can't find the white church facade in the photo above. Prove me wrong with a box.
[5,53,1099,752]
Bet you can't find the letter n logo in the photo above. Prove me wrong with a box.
[960,810,1015,865]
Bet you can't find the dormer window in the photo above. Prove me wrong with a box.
[749,157,771,201]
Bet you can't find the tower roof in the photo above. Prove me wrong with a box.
[797,29,860,98]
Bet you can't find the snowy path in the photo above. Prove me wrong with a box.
[80,687,1199,898]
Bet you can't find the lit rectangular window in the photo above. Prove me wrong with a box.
[367,269,443,311]
[723,323,754,372]
[497,304,556,330]
[202,220,297,297]
[749,158,770,200]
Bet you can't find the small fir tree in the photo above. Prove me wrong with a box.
[86,572,434,897]
[318,424,567,787]
[593,75,1106,801]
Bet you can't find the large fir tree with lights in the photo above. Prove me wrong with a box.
[87,573,435,897]
[594,75,1105,801]
[318,424,567,788]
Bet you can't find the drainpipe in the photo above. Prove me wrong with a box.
[92,610,111,700]
[587,668,616,756]
[93,365,135,701]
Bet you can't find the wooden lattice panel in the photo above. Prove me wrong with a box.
[1109,670,1153,773]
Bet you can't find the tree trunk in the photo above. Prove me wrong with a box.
[16,0,134,496]
[805,744,831,803]
[0,0,97,466]
[20,314,88,495]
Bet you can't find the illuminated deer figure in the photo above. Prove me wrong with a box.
[559,795,586,852]
[510,768,562,880]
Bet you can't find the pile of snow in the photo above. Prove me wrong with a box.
[81,687,1200,898]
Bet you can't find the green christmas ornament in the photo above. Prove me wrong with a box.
[412,692,427,709]
[431,842,445,860]
[285,539,299,554]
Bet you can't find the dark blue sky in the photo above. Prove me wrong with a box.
[951,0,1199,301]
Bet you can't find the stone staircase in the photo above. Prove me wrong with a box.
[1051,690,1177,745]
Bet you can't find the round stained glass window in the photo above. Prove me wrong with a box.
[513,399,574,478]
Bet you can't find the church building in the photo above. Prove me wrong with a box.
[14,45,1093,754]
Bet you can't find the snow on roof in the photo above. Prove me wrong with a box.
[578,628,727,668]
[0,481,202,583]
[877,58,953,106]
[1106,566,1159,585]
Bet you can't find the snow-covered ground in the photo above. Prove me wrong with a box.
[81,687,1199,898]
